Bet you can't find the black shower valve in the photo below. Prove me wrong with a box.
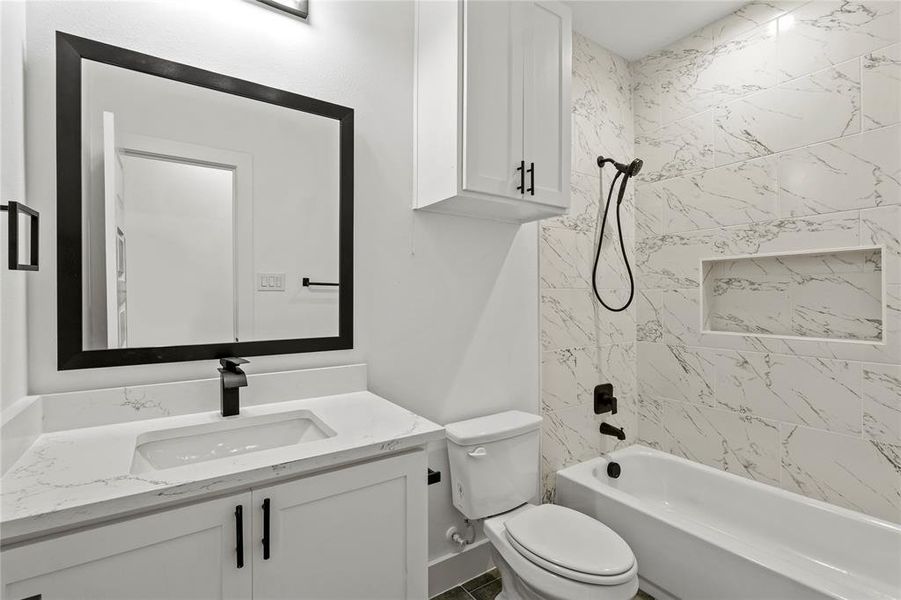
[594,383,617,415]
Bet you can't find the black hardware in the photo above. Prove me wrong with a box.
[593,155,642,313]
[607,461,622,479]
[526,162,534,195]
[594,383,617,415]
[219,357,248,417]
[262,497,271,560]
[597,155,643,177]
[600,422,625,441]
[302,277,339,287]
[55,32,354,370]
[1,201,39,271]
[516,160,525,193]
[427,468,441,485]
[235,505,244,569]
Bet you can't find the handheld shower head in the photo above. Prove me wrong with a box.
[593,154,642,313]
[597,155,643,177]
[627,158,643,176]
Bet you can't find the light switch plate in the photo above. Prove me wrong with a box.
[257,272,286,291]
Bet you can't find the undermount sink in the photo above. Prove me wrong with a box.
[130,410,335,473]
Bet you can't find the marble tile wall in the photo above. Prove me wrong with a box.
[539,33,635,502]
[704,248,884,341]
[631,0,901,523]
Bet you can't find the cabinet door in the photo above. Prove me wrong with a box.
[523,0,571,208]
[252,451,427,600]
[2,492,253,600]
[462,0,525,199]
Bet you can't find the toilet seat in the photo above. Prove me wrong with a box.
[504,504,635,585]
[484,504,638,599]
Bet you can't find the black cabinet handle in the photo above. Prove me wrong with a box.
[262,498,271,560]
[235,505,244,569]
[527,162,535,195]
[515,160,525,193]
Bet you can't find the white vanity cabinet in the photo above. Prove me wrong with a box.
[252,451,427,599]
[2,492,254,600]
[2,451,427,600]
[414,0,572,223]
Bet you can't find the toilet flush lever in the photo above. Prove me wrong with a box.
[468,447,487,458]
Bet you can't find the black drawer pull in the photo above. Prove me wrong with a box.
[527,162,535,195]
[515,160,525,193]
[235,505,244,569]
[262,497,271,560]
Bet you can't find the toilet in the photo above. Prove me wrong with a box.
[446,411,638,600]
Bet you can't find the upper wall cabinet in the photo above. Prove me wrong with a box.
[414,0,572,223]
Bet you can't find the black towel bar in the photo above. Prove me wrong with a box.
[302,277,339,287]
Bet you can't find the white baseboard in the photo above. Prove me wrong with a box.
[428,538,493,598]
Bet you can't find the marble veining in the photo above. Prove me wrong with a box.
[0,392,444,544]
[704,249,884,341]
[861,205,901,284]
[781,425,901,523]
[637,343,716,406]
[715,351,863,435]
[541,347,599,413]
[662,398,781,484]
[776,0,901,82]
[861,363,901,444]
[777,124,901,216]
[540,33,635,502]
[635,111,714,182]
[632,0,901,523]
[863,44,901,130]
[662,157,779,232]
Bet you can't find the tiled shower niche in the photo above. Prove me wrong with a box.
[701,246,885,343]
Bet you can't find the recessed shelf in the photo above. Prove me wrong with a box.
[701,246,885,344]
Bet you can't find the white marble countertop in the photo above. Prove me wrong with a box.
[1,391,444,545]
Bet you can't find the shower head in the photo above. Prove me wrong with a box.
[626,158,643,176]
[597,156,643,177]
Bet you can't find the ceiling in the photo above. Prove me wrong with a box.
[566,1,749,61]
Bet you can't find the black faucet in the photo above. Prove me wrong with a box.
[219,357,249,417]
[600,422,625,441]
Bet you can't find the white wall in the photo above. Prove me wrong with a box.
[22,0,539,570]
[1,0,29,413]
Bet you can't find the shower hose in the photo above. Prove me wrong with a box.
[591,169,635,312]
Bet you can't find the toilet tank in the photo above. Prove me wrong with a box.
[445,411,542,520]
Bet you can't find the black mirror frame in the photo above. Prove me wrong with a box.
[56,32,353,370]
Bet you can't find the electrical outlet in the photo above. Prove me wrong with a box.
[257,272,286,291]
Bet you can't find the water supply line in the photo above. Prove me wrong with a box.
[446,520,476,549]
[592,156,643,312]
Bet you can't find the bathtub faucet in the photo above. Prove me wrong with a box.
[600,422,625,441]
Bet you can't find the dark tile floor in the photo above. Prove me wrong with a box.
[432,569,502,600]
[431,569,655,600]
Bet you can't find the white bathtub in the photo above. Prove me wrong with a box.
[555,445,901,600]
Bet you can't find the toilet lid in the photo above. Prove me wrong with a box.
[504,504,634,578]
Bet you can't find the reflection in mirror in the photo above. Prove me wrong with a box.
[80,58,341,350]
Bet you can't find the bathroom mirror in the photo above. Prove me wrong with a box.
[56,32,353,369]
